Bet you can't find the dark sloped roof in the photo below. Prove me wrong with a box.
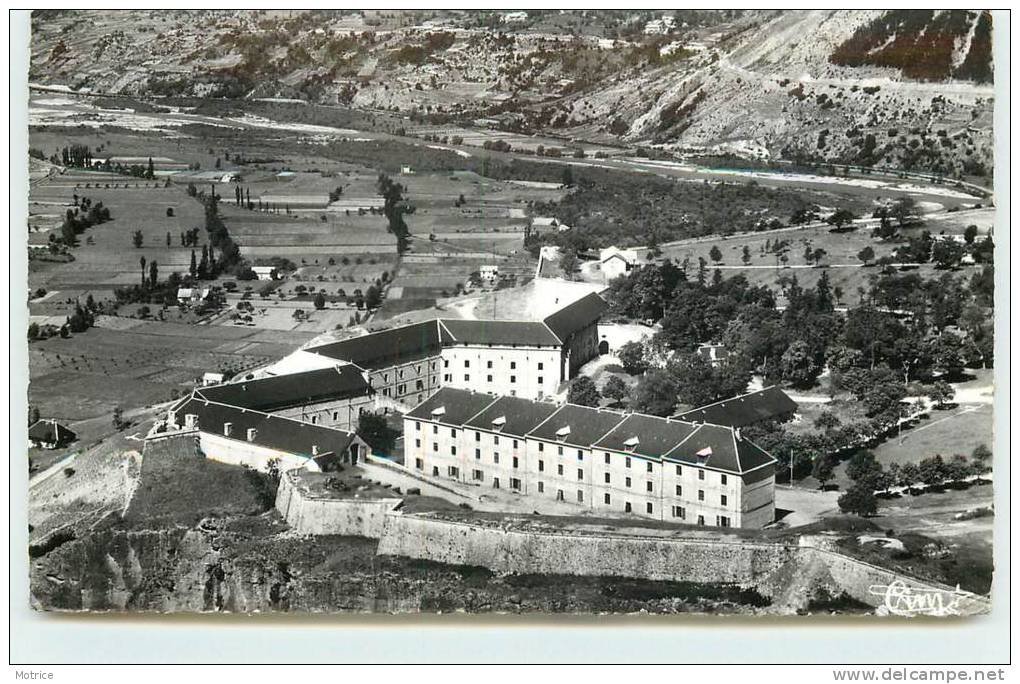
[663,423,776,473]
[463,395,561,437]
[673,386,798,427]
[542,292,608,341]
[195,366,370,412]
[526,403,625,447]
[405,387,498,426]
[308,321,442,369]
[594,413,698,459]
[28,419,76,444]
[173,398,357,459]
[438,319,561,347]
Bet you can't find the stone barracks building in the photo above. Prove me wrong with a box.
[302,292,608,405]
[402,388,778,529]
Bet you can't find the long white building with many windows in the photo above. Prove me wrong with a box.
[402,388,778,529]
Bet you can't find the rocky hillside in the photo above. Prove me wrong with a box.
[29,10,995,176]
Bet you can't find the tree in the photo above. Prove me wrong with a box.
[140,256,147,287]
[132,230,144,248]
[189,250,197,278]
[827,208,857,232]
[313,292,326,310]
[28,405,40,427]
[780,339,820,389]
[813,411,841,433]
[365,285,382,309]
[963,224,979,245]
[112,406,127,431]
[857,246,875,266]
[838,482,878,516]
[932,240,965,270]
[559,249,579,279]
[709,245,723,263]
[358,412,398,456]
[812,454,837,489]
[149,260,158,288]
[846,450,882,486]
[897,463,921,489]
[602,376,628,404]
[629,368,679,417]
[890,196,919,227]
[27,322,40,341]
[617,341,648,375]
[741,245,751,265]
[567,376,601,407]
[146,157,155,180]
[561,165,574,187]
[166,231,172,247]
[971,444,992,474]
[927,380,954,409]
[918,454,948,488]
[377,173,413,253]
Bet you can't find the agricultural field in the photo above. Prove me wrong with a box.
[655,206,991,298]
[28,315,317,428]
[28,171,207,306]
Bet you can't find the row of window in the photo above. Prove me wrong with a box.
[445,373,543,385]
[413,459,732,526]
[380,363,438,383]
[410,423,727,485]
[449,360,544,370]
[415,456,729,506]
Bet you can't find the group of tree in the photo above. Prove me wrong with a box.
[59,196,111,246]
[56,144,93,168]
[601,256,993,480]
[836,445,991,516]
[28,299,98,342]
[377,173,415,253]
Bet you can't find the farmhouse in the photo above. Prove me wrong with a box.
[202,372,225,386]
[166,396,369,472]
[600,246,652,281]
[673,386,798,428]
[28,419,76,449]
[252,266,277,281]
[176,287,209,304]
[403,387,777,528]
[479,264,499,284]
[696,343,728,367]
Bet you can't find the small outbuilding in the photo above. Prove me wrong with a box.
[29,419,77,449]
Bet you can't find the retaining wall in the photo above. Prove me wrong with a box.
[376,513,797,584]
[275,471,402,537]
[273,479,991,614]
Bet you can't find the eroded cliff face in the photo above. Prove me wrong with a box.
[29,515,774,615]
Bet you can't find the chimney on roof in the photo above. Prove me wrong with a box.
[555,425,570,440]
[247,428,257,442]
[223,422,233,437]
[168,410,177,425]
[312,445,319,456]
[735,427,742,440]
